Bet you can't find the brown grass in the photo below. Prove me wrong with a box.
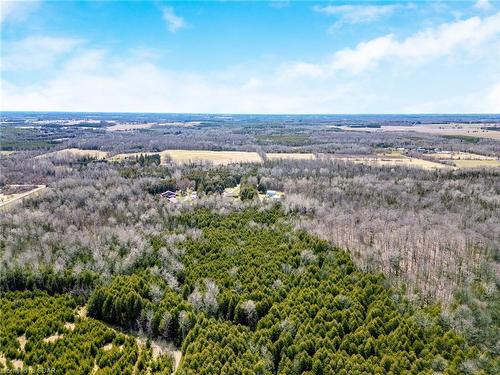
[426,151,495,160]
[322,154,448,170]
[106,123,156,131]
[107,122,199,131]
[163,150,262,165]
[453,159,500,168]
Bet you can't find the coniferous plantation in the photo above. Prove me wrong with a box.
[1,126,499,374]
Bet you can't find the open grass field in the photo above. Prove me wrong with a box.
[106,123,157,131]
[162,150,262,165]
[424,151,500,168]
[0,185,47,209]
[112,150,315,164]
[266,152,316,161]
[452,159,500,168]
[322,153,449,170]
[334,123,500,140]
[36,148,109,159]
[425,151,495,160]
[107,122,199,131]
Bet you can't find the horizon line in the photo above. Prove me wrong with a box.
[1,110,500,117]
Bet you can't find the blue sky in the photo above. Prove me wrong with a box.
[1,0,499,113]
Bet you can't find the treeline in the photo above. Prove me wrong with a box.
[88,272,196,346]
[0,267,99,300]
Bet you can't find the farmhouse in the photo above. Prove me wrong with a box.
[160,190,176,199]
[160,189,198,204]
[265,190,284,201]
[223,185,240,198]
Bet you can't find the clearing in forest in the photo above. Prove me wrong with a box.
[425,151,495,160]
[162,150,262,165]
[425,151,500,168]
[322,153,448,170]
[452,159,500,168]
[0,185,47,209]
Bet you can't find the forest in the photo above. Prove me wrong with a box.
[0,114,499,374]
[2,204,497,374]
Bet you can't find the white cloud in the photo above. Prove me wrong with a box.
[2,11,500,114]
[285,11,500,76]
[475,0,493,11]
[401,80,500,113]
[0,0,40,24]
[1,36,83,72]
[2,47,498,113]
[487,82,500,109]
[313,4,398,29]
[0,45,369,113]
[162,6,185,33]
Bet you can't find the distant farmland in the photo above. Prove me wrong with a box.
[31,148,500,170]
[162,150,262,165]
[323,153,448,170]
[333,123,500,140]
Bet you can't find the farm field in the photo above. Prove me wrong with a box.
[106,122,158,131]
[0,184,46,209]
[113,150,316,164]
[161,150,262,165]
[452,159,500,168]
[323,153,449,170]
[425,151,500,168]
[334,123,500,140]
[107,122,200,131]
[425,151,496,160]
